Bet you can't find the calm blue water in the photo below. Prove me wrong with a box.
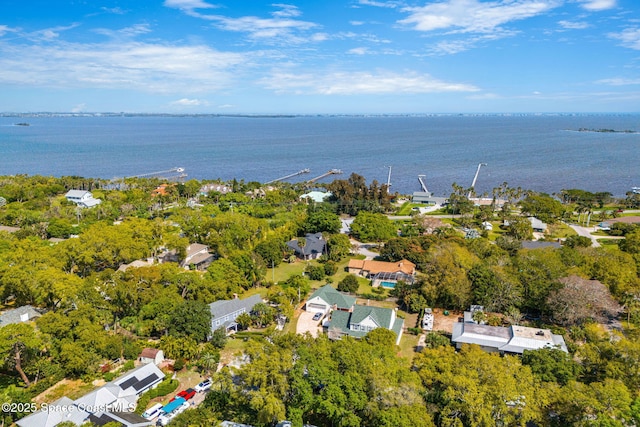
[0,114,638,197]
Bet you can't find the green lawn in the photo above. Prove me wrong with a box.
[398,333,419,360]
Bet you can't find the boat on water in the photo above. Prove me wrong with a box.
[14,122,30,126]
[633,187,640,194]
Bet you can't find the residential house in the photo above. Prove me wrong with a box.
[451,323,568,354]
[17,363,164,427]
[118,259,155,272]
[305,284,356,315]
[347,259,416,288]
[65,190,102,208]
[528,216,547,233]
[328,304,404,345]
[138,348,165,366]
[199,183,232,195]
[521,241,562,250]
[0,305,41,328]
[209,294,263,333]
[598,216,640,231]
[180,243,215,270]
[286,233,327,260]
[304,285,404,345]
[299,191,332,203]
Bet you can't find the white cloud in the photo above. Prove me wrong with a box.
[0,41,247,93]
[558,20,590,30]
[271,4,302,18]
[358,0,400,8]
[206,14,318,44]
[578,0,617,11]
[609,27,640,50]
[399,0,561,34]
[348,47,369,55]
[71,103,86,112]
[171,4,319,45]
[596,77,640,85]
[30,24,80,41]
[164,0,216,11]
[94,24,152,39]
[429,32,515,54]
[260,70,480,95]
[0,25,19,37]
[171,98,210,106]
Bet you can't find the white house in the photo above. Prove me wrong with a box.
[17,363,164,427]
[305,284,356,315]
[64,190,102,208]
[451,323,568,354]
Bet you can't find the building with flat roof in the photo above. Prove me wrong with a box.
[451,323,568,354]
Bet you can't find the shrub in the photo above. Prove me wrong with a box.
[173,358,186,371]
[408,327,422,335]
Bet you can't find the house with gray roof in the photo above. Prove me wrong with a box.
[328,304,404,345]
[451,323,568,355]
[209,294,263,333]
[528,216,547,233]
[16,363,163,427]
[287,233,327,260]
[0,305,41,327]
[305,284,356,315]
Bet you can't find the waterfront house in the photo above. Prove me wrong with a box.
[528,216,547,233]
[299,191,332,203]
[64,190,102,208]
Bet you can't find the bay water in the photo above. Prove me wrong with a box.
[0,114,638,197]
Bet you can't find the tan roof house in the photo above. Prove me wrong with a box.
[348,259,416,288]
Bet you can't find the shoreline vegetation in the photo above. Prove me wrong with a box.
[574,127,639,134]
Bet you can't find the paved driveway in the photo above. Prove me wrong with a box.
[296,311,323,337]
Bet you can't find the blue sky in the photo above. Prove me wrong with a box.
[1,0,639,113]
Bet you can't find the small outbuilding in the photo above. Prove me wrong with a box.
[138,348,165,366]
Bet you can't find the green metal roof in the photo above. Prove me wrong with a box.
[309,284,356,310]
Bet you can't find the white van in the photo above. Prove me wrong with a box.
[141,403,164,420]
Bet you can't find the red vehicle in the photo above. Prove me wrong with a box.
[171,388,196,402]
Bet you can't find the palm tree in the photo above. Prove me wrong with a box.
[198,352,219,376]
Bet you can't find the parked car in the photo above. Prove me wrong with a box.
[312,312,322,321]
[177,388,196,400]
[141,403,163,420]
[195,378,212,393]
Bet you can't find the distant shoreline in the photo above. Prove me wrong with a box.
[2,112,640,119]
[571,128,639,134]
